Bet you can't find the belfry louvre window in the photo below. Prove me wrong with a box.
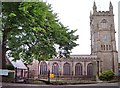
[40,62,48,75]
[101,45,103,50]
[101,45,106,50]
[109,45,111,50]
[103,45,105,50]
[63,63,71,75]
[106,45,108,50]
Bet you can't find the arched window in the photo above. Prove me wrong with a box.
[101,19,107,23]
[100,19,108,28]
[63,63,71,75]
[87,63,93,77]
[101,45,103,50]
[40,62,47,75]
[109,45,111,50]
[75,63,82,76]
[103,45,104,50]
[52,62,59,75]
[106,45,108,50]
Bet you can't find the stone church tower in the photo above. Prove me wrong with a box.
[90,2,118,74]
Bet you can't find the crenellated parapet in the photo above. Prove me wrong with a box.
[90,10,114,24]
[93,11,114,16]
[90,2,114,25]
[91,1,113,18]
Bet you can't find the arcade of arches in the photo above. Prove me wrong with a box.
[38,55,100,77]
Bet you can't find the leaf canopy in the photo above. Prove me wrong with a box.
[2,2,78,64]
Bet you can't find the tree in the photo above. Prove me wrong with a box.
[1,2,78,68]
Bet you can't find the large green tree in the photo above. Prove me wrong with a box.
[1,2,78,68]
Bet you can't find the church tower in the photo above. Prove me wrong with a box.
[90,2,118,74]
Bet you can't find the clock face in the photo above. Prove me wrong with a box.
[101,33,110,43]
[103,35,107,41]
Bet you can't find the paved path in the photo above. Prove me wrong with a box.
[1,82,120,88]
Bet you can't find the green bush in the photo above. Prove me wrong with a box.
[99,70,115,81]
[8,73,14,78]
[7,64,14,70]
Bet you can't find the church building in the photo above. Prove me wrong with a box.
[28,2,118,78]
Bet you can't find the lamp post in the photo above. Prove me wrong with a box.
[0,31,2,69]
[15,67,17,83]
[48,69,50,83]
[48,63,50,83]
[0,31,2,45]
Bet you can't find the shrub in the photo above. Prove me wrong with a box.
[8,73,14,78]
[99,70,115,81]
[6,64,14,70]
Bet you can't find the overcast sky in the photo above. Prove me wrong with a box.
[44,0,119,54]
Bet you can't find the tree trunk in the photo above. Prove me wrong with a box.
[38,61,40,78]
[0,44,2,69]
[2,30,8,69]
[2,45,6,69]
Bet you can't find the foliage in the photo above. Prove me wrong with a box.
[99,70,115,81]
[1,2,78,65]
[6,64,14,70]
[8,73,14,78]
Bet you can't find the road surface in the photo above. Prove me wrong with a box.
[1,82,120,88]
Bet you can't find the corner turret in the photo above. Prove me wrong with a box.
[93,1,97,13]
[109,1,113,13]
[90,11,93,24]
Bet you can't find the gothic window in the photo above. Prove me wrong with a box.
[75,63,82,76]
[109,45,111,50]
[40,62,47,75]
[63,62,71,75]
[101,45,103,50]
[103,45,105,50]
[100,19,108,28]
[52,62,59,75]
[101,19,107,23]
[87,63,93,77]
[106,45,108,50]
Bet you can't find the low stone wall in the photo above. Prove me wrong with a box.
[38,75,96,81]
